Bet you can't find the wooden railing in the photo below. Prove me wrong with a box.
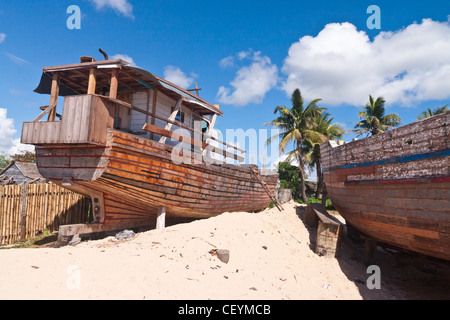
[142,123,245,162]
[100,95,246,163]
[22,93,246,163]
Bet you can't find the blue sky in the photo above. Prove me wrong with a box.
[1,0,449,168]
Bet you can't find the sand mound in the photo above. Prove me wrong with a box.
[0,201,448,300]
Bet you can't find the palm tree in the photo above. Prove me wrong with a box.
[353,95,401,136]
[417,105,448,120]
[264,89,325,202]
[303,112,344,198]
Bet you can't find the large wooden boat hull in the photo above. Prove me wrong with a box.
[320,112,450,261]
[34,129,278,231]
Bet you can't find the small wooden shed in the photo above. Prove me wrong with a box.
[0,161,48,185]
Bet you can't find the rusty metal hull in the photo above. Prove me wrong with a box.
[320,112,450,261]
[35,129,278,229]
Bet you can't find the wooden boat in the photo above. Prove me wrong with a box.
[20,55,278,238]
[320,112,450,261]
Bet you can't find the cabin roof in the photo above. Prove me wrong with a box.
[34,59,223,116]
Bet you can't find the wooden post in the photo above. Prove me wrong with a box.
[150,88,158,140]
[48,73,60,121]
[109,68,119,99]
[364,238,377,266]
[159,98,182,144]
[156,206,166,230]
[87,67,97,94]
[19,182,28,239]
[202,113,218,159]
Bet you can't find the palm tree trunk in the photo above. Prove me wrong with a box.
[296,142,308,202]
[315,160,323,199]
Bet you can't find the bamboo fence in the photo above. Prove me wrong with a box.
[0,183,91,245]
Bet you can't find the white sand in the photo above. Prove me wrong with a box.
[0,201,448,300]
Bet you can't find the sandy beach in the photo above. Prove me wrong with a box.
[0,201,449,300]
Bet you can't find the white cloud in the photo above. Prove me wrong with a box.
[89,0,134,18]
[0,33,5,43]
[282,19,450,106]
[163,66,195,88]
[110,53,137,67]
[8,89,27,96]
[219,56,234,69]
[4,53,29,65]
[0,108,34,155]
[217,50,278,107]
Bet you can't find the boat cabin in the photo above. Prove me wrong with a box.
[20,56,235,157]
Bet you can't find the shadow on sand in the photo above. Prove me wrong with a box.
[295,205,450,300]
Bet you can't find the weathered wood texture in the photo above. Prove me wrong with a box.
[33,129,277,232]
[21,95,114,145]
[0,183,90,245]
[275,188,293,204]
[320,112,450,261]
[305,203,342,258]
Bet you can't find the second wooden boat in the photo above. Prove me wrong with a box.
[320,112,450,261]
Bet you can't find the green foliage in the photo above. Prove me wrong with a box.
[0,152,11,169]
[0,232,57,249]
[0,150,36,170]
[295,196,335,210]
[264,88,325,202]
[11,151,36,163]
[276,161,301,198]
[353,95,401,137]
[417,105,448,120]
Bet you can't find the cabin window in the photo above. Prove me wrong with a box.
[202,120,209,133]
[171,107,185,123]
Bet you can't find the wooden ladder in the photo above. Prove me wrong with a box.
[250,167,283,212]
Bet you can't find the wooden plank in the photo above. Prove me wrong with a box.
[0,187,4,245]
[48,73,60,121]
[58,220,152,237]
[87,68,97,95]
[150,88,157,140]
[43,59,129,71]
[99,95,245,153]
[315,221,342,258]
[304,204,342,258]
[19,183,27,239]
[33,102,57,123]
[109,68,119,99]
[159,98,182,144]
[156,206,166,229]
[143,123,206,149]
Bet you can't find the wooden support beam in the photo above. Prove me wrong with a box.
[209,114,217,132]
[48,73,60,121]
[364,238,377,266]
[145,90,151,127]
[159,98,182,144]
[58,75,84,94]
[250,167,283,211]
[157,206,166,230]
[187,82,202,97]
[87,67,97,94]
[109,68,119,99]
[305,203,342,258]
[143,123,207,149]
[19,182,28,239]
[150,88,157,140]
[34,102,57,122]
